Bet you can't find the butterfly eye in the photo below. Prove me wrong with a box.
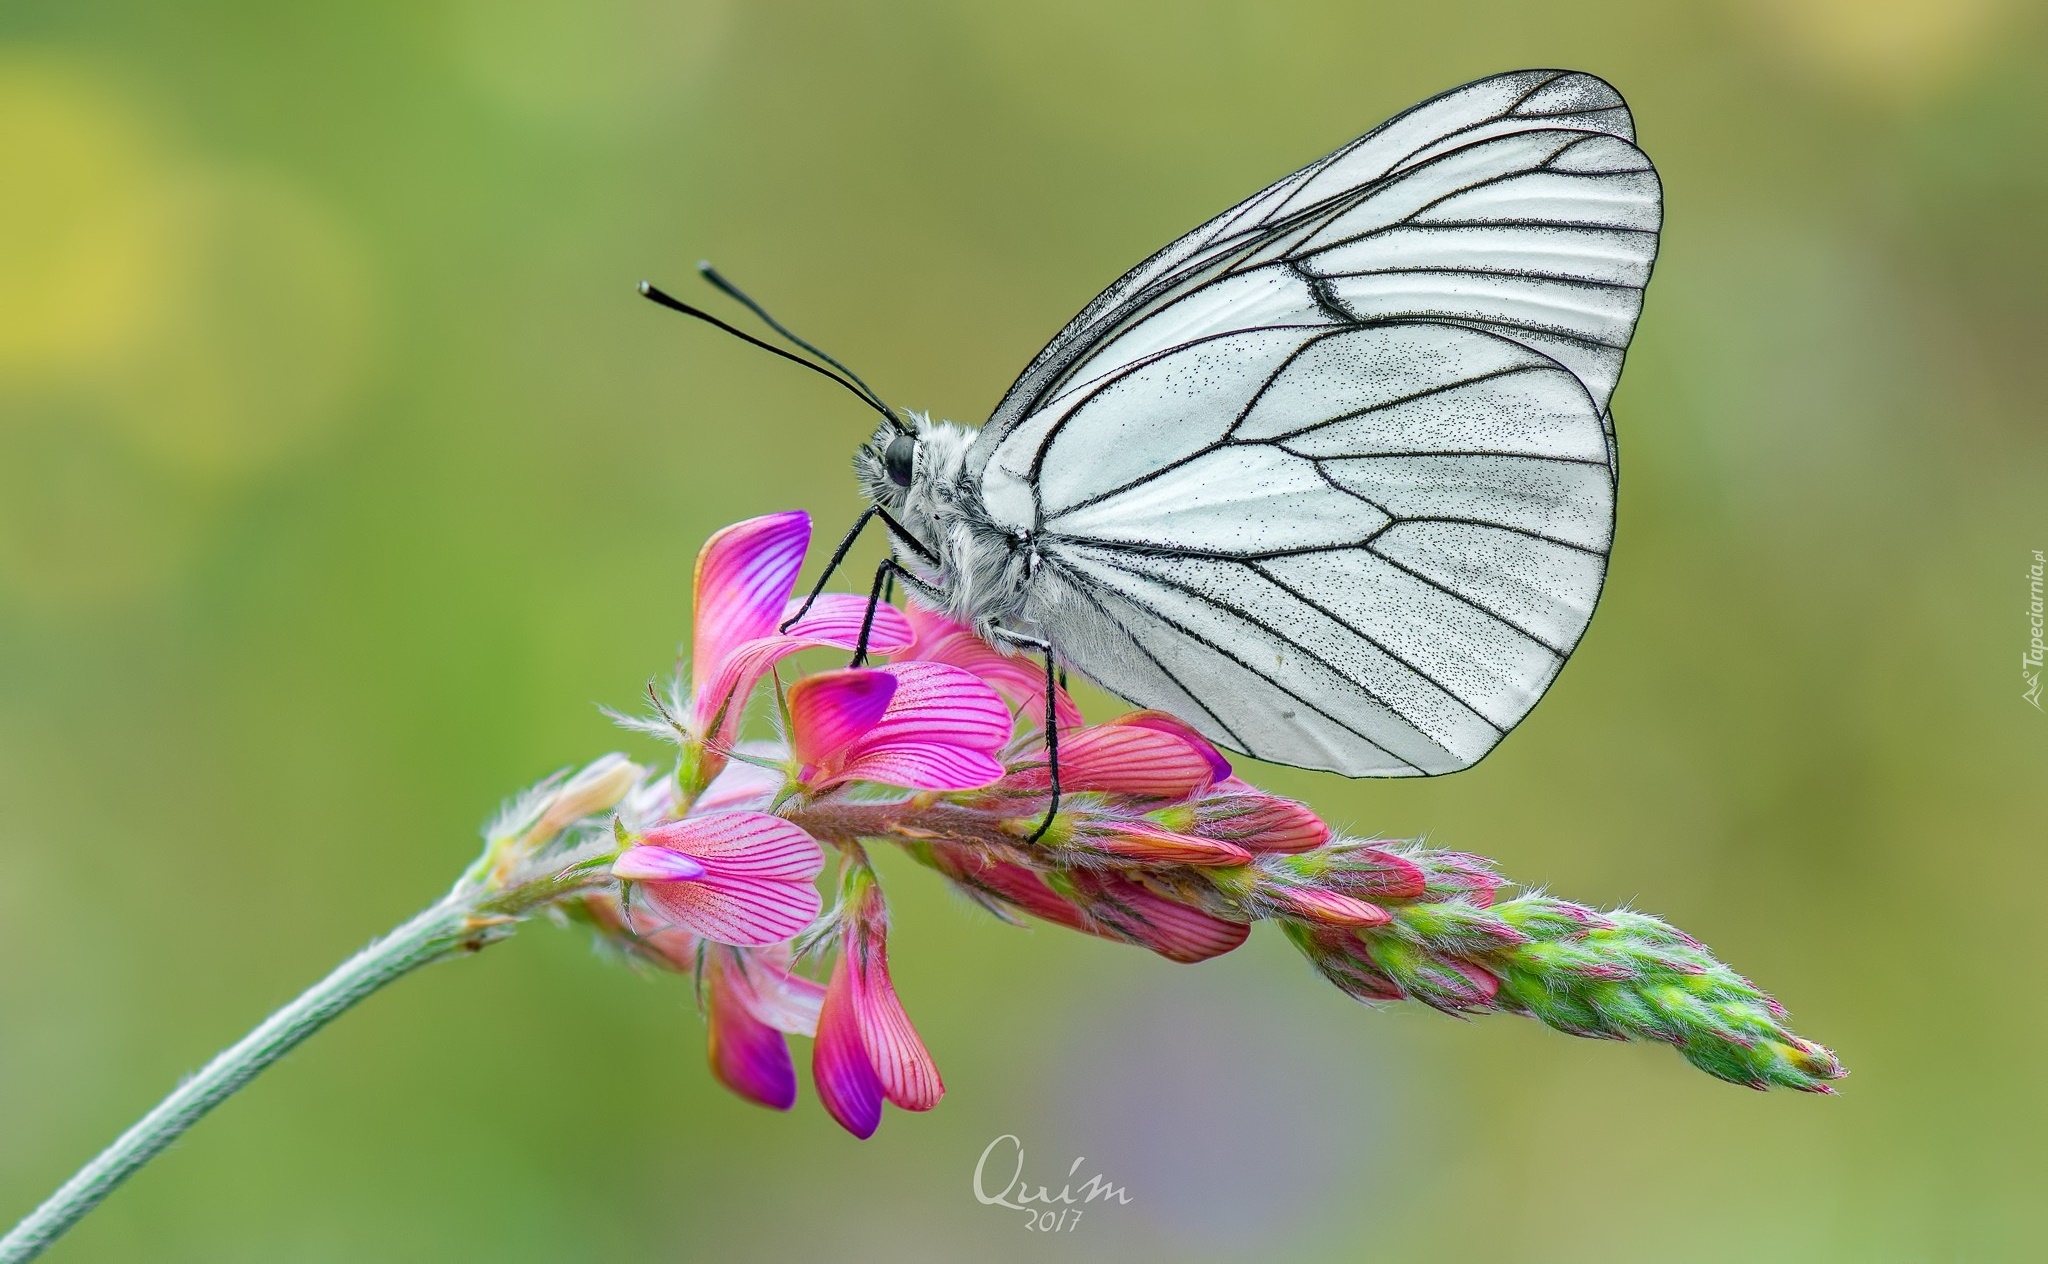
[883,434,917,488]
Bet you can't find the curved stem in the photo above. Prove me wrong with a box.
[0,893,487,1263]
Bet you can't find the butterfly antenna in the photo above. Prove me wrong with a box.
[637,281,901,431]
[696,262,906,430]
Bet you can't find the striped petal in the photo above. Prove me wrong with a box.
[1269,888,1390,928]
[934,849,1091,932]
[694,755,785,813]
[1108,711,1233,782]
[813,955,885,1139]
[1192,792,1330,853]
[900,602,1083,729]
[612,846,708,882]
[1011,723,1219,798]
[788,669,897,767]
[1082,823,1253,867]
[707,951,798,1110]
[692,512,810,696]
[638,871,823,947]
[846,930,943,1112]
[781,592,913,656]
[730,948,825,1037]
[1069,871,1250,963]
[642,811,824,880]
[860,661,1012,754]
[835,743,1006,792]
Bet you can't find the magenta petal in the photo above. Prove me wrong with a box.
[1072,871,1251,963]
[902,599,969,648]
[862,661,1012,753]
[836,744,1006,791]
[731,950,825,1037]
[642,811,824,880]
[694,758,785,812]
[1031,723,1220,798]
[692,512,810,690]
[813,956,884,1138]
[787,669,898,767]
[1085,823,1253,867]
[612,846,708,882]
[901,600,1083,729]
[708,954,798,1110]
[846,935,943,1111]
[780,592,913,656]
[1111,711,1233,782]
[639,872,823,947]
[1193,792,1330,852]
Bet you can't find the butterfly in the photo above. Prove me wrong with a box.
[645,68,1661,830]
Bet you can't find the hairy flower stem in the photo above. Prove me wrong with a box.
[0,892,504,1264]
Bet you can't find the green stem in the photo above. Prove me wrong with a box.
[0,892,489,1263]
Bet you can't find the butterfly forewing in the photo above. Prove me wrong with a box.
[972,70,1660,777]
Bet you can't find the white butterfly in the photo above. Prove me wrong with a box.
[653,68,1661,794]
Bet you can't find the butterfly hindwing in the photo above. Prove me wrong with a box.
[973,70,1659,776]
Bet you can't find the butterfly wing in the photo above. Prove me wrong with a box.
[974,70,1659,776]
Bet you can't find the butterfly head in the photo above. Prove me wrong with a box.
[854,418,919,515]
[853,413,981,557]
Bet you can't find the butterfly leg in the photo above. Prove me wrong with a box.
[785,507,940,636]
[848,557,945,667]
[991,628,1061,844]
[780,506,877,633]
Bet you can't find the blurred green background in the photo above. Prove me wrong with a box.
[3,0,2044,1259]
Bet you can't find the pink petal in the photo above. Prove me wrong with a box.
[787,669,898,767]
[692,512,811,694]
[833,743,1006,792]
[641,811,824,880]
[780,592,913,656]
[612,846,709,882]
[730,949,826,1037]
[707,952,798,1110]
[1319,847,1428,901]
[1110,711,1232,782]
[936,850,1091,932]
[694,757,785,813]
[1010,723,1219,798]
[901,604,1084,729]
[1082,823,1253,867]
[638,872,823,947]
[813,955,884,1138]
[901,599,968,647]
[1270,888,1390,928]
[858,661,1011,754]
[846,934,943,1112]
[1070,872,1250,963]
[1192,792,1330,853]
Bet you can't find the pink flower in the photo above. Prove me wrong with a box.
[811,869,942,1138]
[1189,781,1331,853]
[899,602,1083,730]
[787,661,1011,793]
[1065,869,1251,963]
[613,811,825,946]
[997,710,1228,802]
[687,513,914,783]
[704,944,826,1111]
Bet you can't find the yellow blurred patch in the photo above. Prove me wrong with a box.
[0,53,379,608]
[0,55,173,378]
[1731,0,2016,101]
